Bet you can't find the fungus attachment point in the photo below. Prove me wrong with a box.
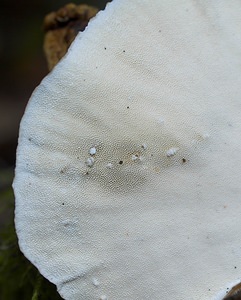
[223,282,241,299]
[214,281,241,300]
[43,3,99,70]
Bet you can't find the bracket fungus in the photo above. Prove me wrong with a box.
[13,1,241,299]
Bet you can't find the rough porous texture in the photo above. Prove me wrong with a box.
[14,1,241,299]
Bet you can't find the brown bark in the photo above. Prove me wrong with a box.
[43,3,98,70]
[223,282,241,299]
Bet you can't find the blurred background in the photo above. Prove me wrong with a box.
[0,1,108,298]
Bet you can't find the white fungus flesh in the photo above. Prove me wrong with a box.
[13,1,241,299]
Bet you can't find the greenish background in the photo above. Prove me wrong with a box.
[0,1,108,299]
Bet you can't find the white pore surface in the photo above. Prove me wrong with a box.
[14,1,241,299]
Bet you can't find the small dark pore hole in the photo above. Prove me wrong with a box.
[123,50,125,53]
[182,158,186,163]
[62,203,65,205]
[127,106,129,109]
[119,160,123,165]
[28,138,32,141]
[104,47,107,50]
[60,170,64,174]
